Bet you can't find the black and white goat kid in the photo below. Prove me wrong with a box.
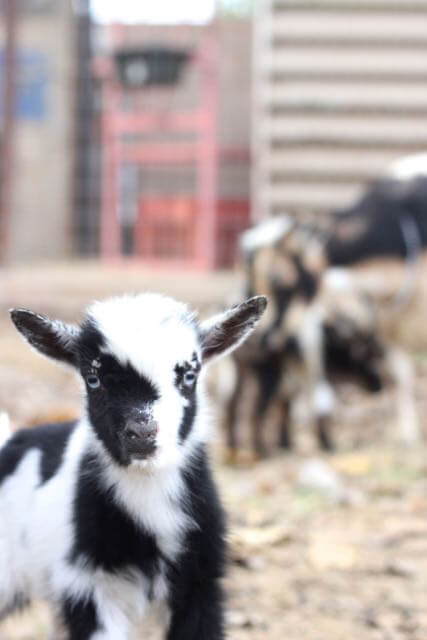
[1,293,266,639]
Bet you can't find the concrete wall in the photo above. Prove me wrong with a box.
[1,2,77,262]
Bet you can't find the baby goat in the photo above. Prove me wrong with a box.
[1,293,266,640]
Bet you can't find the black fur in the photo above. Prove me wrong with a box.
[179,397,197,442]
[292,253,318,301]
[251,354,283,456]
[61,596,101,640]
[77,320,160,466]
[174,353,201,400]
[327,176,427,266]
[324,323,384,393]
[269,283,294,333]
[10,309,79,367]
[0,422,75,488]
[175,355,200,442]
[67,446,226,640]
[70,452,160,576]
[7,295,264,638]
[201,296,267,362]
[264,253,319,343]
[166,446,226,640]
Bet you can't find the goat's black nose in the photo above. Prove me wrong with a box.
[124,420,158,442]
[124,419,158,460]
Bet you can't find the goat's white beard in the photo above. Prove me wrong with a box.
[128,445,184,474]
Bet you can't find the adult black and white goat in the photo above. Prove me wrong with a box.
[225,153,427,456]
[0,293,266,640]
[220,218,387,457]
[325,161,427,444]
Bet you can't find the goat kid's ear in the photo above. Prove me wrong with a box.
[200,296,267,364]
[10,309,80,367]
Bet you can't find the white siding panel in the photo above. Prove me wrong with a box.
[261,12,427,42]
[253,0,427,218]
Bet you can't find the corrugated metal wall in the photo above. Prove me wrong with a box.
[252,0,427,219]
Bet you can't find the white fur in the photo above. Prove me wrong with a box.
[0,423,87,613]
[97,441,195,560]
[0,413,11,448]
[313,382,335,417]
[388,153,427,181]
[296,306,335,419]
[89,294,198,382]
[240,216,293,254]
[323,267,354,292]
[386,348,420,445]
[2,293,262,637]
[3,297,194,631]
[0,419,190,634]
[89,294,206,470]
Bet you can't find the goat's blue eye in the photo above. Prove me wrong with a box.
[86,374,101,389]
[183,371,196,387]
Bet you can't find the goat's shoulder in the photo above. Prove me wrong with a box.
[181,445,224,528]
[69,444,224,575]
[69,448,190,572]
[168,446,226,588]
[0,421,77,487]
[69,450,161,576]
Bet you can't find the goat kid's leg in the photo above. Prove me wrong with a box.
[251,391,272,458]
[312,382,335,451]
[250,358,282,458]
[222,367,245,463]
[57,595,130,640]
[316,415,334,451]
[167,582,224,640]
[296,311,336,451]
[277,397,293,450]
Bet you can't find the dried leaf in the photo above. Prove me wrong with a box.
[231,524,292,551]
[308,535,358,571]
[332,453,373,476]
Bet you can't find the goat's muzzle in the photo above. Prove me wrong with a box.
[123,419,158,460]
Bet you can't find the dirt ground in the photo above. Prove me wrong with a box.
[1,262,427,640]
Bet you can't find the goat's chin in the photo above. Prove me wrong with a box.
[129,457,155,473]
[127,445,183,473]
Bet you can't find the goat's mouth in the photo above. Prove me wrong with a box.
[126,441,157,461]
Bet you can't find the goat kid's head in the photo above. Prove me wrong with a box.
[10,294,267,469]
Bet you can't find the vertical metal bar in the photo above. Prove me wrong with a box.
[196,34,218,270]
[0,0,17,263]
[251,0,274,222]
[74,0,96,255]
[100,82,121,259]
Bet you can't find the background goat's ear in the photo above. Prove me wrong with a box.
[200,296,267,364]
[10,309,80,367]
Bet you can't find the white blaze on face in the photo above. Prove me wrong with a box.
[88,294,202,467]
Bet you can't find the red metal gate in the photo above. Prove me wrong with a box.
[96,25,249,269]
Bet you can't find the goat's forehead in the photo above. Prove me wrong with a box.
[84,294,200,374]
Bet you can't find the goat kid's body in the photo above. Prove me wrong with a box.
[0,419,224,639]
[2,293,267,639]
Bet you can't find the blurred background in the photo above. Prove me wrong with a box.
[1,1,427,639]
